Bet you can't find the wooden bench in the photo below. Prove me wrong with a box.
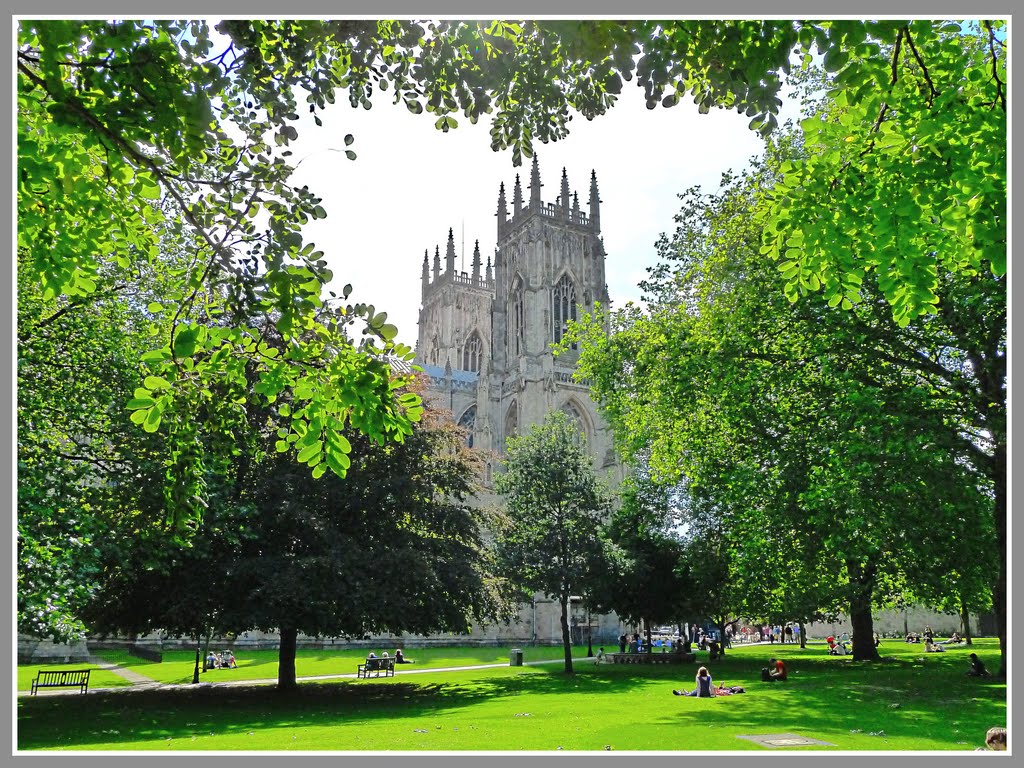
[608,652,695,665]
[357,657,396,679]
[30,669,91,695]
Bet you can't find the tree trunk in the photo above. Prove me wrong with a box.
[848,562,880,661]
[959,600,973,645]
[201,627,214,672]
[992,442,1006,677]
[278,625,298,690]
[798,621,806,649]
[644,618,653,654]
[559,595,574,674]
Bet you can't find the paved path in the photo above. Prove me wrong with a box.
[20,657,573,697]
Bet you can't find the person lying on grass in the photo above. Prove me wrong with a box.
[671,667,746,697]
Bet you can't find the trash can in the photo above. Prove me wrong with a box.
[510,648,524,667]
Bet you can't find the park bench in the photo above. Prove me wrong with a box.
[357,657,396,679]
[608,652,695,665]
[30,669,91,695]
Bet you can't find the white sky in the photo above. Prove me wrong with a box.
[287,84,796,348]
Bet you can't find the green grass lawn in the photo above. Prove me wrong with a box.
[17,662,136,692]
[17,639,1005,752]
[65,645,581,687]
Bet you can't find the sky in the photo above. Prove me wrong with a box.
[285,78,800,349]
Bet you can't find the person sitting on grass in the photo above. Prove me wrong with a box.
[205,651,218,669]
[222,650,238,668]
[673,666,715,697]
[708,639,721,661]
[938,631,962,645]
[985,726,1007,751]
[924,639,945,653]
[394,649,412,664]
[966,653,991,677]
[762,657,787,681]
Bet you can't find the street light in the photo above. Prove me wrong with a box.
[192,642,201,684]
[586,606,593,658]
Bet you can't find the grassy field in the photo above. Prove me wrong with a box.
[17,639,1005,752]
[61,645,583,687]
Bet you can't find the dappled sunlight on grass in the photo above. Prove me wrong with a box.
[18,639,1004,751]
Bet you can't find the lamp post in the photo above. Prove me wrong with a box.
[192,642,201,684]
[586,606,593,658]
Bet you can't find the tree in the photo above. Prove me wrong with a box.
[85,381,506,690]
[493,411,612,674]
[19,19,1003,523]
[16,247,175,642]
[570,140,997,663]
[590,474,692,652]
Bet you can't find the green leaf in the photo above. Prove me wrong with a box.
[144,376,171,390]
[147,302,164,313]
[297,440,323,463]
[173,327,200,358]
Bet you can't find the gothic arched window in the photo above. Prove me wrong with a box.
[560,401,587,446]
[504,402,518,449]
[510,280,525,357]
[463,331,483,372]
[553,274,578,349]
[458,405,476,448]
[429,335,441,366]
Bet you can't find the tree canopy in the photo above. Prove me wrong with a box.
[494,411,612,673]
[570,126,1000,663]
[85,381,505,689]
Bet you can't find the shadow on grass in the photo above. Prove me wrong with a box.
[18,646,1006,751]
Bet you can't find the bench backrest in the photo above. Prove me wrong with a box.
[37,670,90,685]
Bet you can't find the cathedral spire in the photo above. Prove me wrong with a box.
[529,154,542,208]
[560,167,571,216]
[486,252,493,283]
[496,181,508,237]
[432,244,441,281]
[588,169,601,232]
[445,227,456,275]
[472,239,481,282]
[421,248,430,292]
[512,173,523,215]
[572,190,580,222]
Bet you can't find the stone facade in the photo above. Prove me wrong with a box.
[415,157,628,644]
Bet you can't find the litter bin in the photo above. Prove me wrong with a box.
[510,648,524,667]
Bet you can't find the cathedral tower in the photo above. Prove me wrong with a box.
[416,157,616,471]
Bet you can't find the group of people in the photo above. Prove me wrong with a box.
[906,627,967,646]
[205,649,237,669]
[366,649,413,664]
[671,657,787,698]
[617,632,681,654]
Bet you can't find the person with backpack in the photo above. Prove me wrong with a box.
[762,657,788,681]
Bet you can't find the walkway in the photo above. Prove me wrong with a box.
[20,657,572,697]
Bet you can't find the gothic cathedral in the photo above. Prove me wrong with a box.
[414,157,626,644]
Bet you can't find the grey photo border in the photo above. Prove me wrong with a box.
[6,2,1015,766]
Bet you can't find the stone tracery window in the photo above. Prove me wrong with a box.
[462,331,483,372]
[504,401,518,448]
[429,335,440,366]
[458,405,476,448]
[553,274,578,349]
[510,280,524,357]
[560,401,587,445]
